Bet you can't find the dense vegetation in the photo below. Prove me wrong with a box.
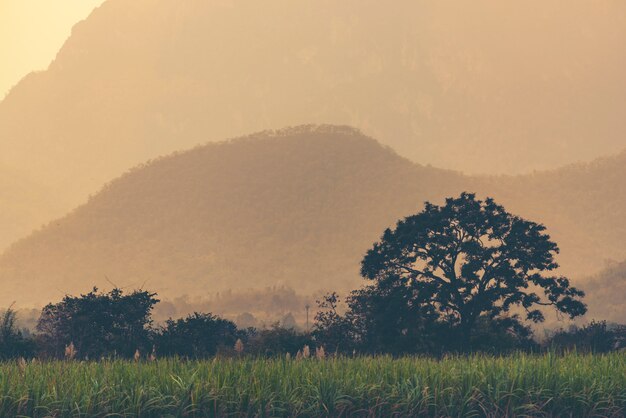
[0,353,624,417]
[1,289,622,361]
[0,286,621,417]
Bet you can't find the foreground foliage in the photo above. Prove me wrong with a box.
[0,352,623,417]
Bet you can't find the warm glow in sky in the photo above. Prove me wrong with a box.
[0,0,104,97]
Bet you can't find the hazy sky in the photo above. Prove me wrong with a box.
[0,0,103,97]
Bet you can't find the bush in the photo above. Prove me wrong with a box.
[547,320,617,353]
[155,312,240,358]
[0,307,35,359]
[245,324,314,357]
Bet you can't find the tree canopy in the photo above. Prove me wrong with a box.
[155,312,239,358]
[361,192,587,348]
[36,288,158,359]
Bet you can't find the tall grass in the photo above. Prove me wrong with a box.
[0,352,623,417]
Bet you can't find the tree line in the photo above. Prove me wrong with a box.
[1,193,623,360]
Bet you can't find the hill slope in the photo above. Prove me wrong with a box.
[0,165,61,249]
[1,0,625,249]
[1,126,625,321]
[581,261,626,324]
[479,152,626,280]
[0,126,466,306]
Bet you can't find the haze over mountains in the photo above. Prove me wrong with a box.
[0,1,624,325]
[0,126,464,306]
[1,0,626,250]
[1,126,625,324]
[583,261,626,324]
[0,165,58,245]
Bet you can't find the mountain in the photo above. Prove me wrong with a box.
[0,165,61,249]
[1,0,625,250]
[0,126,465,307]
[1,126,625,321]
[579,261,626,324]
[478,151,626,280]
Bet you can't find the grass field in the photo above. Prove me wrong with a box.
[0,352,624,417]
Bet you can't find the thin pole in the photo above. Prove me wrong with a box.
[305,304,310,333]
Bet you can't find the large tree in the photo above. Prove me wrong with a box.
[361,192,586,349]
[37,288,158,359]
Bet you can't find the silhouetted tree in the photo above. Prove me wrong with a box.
[316,288,445,355]
[316,283,459,355]
[347,284,455,355]
[0,306,35,359]
[315,290,538,355]
[155,312,239,358]
[314,293,358,354]
[36,288,158,359]
[361,193,587,350]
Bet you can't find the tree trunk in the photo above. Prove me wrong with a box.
[459,317,474,353]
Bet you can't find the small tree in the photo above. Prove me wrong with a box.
[315,286,451,356]
[0,306,34,359]
[314,293,356,355]
[37,287,158,359]
[155,312,239,358]
[361,193,587,350]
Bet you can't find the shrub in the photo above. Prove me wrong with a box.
[547,320,617,353]
[0,307,35,359]
[155,312,240,358]
[245,323,314,357]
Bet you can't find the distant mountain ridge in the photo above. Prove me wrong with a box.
[1,0,626,249]
[0,126,465,306]
[0,167,57,239]
[1,126,625,323]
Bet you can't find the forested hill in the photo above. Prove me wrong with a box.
[581,261,626,324]
[478,150,626,281]
[1,125,625,318]
[2,0,625,249]
[0,126,466,306]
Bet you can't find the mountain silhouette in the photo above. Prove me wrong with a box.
[1,0,626,249]
[0,165,58,248]
[1,126,625,317]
